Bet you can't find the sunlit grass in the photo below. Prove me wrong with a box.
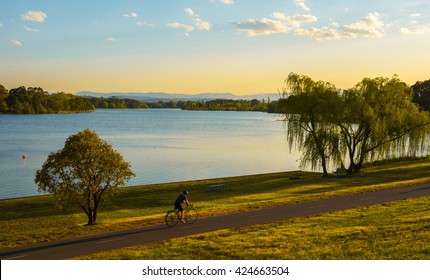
[79,196,430,260]
[1,156,429,250]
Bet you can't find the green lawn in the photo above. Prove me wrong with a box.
[78,196,430,260]
[1,157,429,252]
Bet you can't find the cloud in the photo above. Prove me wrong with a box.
[220,0,234,4]
[167,22,195,36]
[106,37,116,42]
[409,13,421,17]
[236,11,385,40]
[185,8,194,16]
[167,22,195,32]
[123,12,138,18]
[11,40,23,46]
[168,8,211,36]
[21,11,47,23]
[234,13,317,36]
[0,21,3,28]
[273,12,317,27]
[294,27,341,41]
[293,0,310,12]
[234,18,291,36]
[400,23,430,35]
[294,12,385,41]
[24,25,38,32]
[136,21,153,27]
[193,17,211,31]
[340,12,385,38]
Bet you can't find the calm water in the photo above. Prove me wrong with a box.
[0,109,300,199]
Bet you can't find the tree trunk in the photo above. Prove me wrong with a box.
[87,209,93,225]
[86,204,96,225]
[354,140,368,173]
[320,150,329,176]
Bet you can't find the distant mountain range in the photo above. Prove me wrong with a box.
[75,91,281,102]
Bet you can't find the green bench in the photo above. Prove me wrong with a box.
[207,183,225,192]
[334,168,348,178]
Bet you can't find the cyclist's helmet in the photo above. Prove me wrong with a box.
[183,189,189,194]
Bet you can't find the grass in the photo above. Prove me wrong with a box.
[77,196,430,260]
[1,156,429,251]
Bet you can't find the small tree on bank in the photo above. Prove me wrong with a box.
[35,129,135,225]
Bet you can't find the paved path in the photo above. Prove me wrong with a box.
[1,183,429,260]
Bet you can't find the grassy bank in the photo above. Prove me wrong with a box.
[78,196,430,260]
[1,157,430,250]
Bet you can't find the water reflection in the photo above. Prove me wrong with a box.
[0,110,300,199]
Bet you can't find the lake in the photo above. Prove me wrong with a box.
[0,109,300,199]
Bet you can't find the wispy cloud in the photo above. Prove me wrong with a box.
[123,11,153,28]
[293,0,310,12]
[0,21,3,28]
[21,11,47,23]
[409,13,421,17]
[273,12,317,27]
[340,12,385,38]
[167,22,195,32]
[400,23,430,35]
[167,8,211,36]
[193,17,211,31]
[235,11,386,41]
[123,12,138,18]
[136,20,153,27]
[167,22,195,36]
[220,0,234,4]
[234,18,290,36]
[11,39,23,46]
[294,27,341,41]
[295,12,385,41]
[185,8,194,16]
[106,37,116,42]
[234,13,316,36]
[24,25,38,32]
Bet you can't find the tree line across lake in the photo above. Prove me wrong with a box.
[87,96,279,113]
[0,84,279,114]
[0,85,94,114]
[1,77,429,114]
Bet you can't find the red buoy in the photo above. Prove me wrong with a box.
[22,154,26,160]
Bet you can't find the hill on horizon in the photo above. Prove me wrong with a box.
[75,91,281,102]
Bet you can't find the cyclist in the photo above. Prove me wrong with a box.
[174,189,190,223]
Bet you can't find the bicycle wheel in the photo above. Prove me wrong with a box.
[165,211,179,227]
[185,208,198,224]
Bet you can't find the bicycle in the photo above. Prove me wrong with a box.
[165,205,199,227]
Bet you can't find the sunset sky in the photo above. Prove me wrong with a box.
[1,0,429,95]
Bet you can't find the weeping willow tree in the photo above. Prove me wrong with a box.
[279,73,430,176]
[279,73,342,176]
[337,76,430,172]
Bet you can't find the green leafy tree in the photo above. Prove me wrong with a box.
[412,79,430,112]
[0,84,7,95]
[279,73,430,175]
[0,85,9,112]
[35,129,135,225]
[338,76,430,172]
[279,73,341,176]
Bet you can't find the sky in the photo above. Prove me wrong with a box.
[0,0,429,95]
